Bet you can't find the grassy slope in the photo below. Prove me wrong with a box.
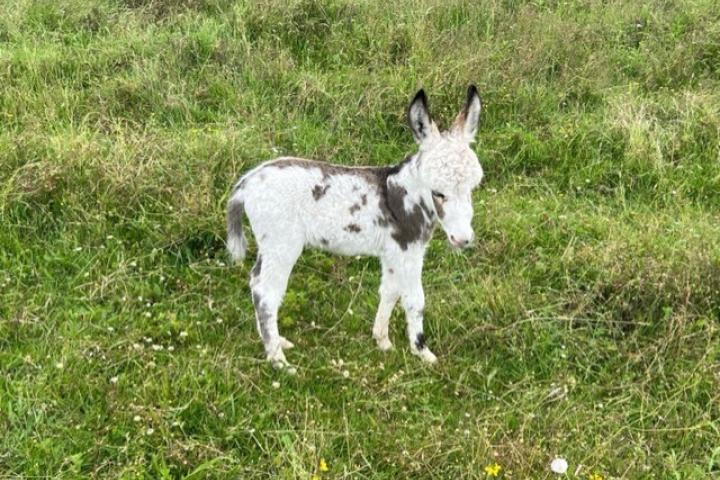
[1,0,719,478]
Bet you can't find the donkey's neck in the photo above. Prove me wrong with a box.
[387,154,423,194]
[381,154,436,250]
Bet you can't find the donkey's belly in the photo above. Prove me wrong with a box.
[306,226,384,257]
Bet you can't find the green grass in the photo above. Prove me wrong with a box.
[1,0,720,478]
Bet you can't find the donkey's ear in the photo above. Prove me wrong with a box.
[451,85,482,142]
[407,89,434,144]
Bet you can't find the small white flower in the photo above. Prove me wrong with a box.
[167,345,175,352]
[550,457,568,474]
[55,362,64,369]
[145,428,154,435]
[151,344,163,351]
[74,246,82,252]
[271,381,280,389]
[110,376,119,384]
[179,331,188,338]
[133,415,142,422]
[342,370,350,378]
[216,318,223,324]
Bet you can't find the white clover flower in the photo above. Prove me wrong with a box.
[550,457,568,474]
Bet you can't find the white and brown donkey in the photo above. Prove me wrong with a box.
[227,86,484,370]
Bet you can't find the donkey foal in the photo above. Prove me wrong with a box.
[227,86,484,370]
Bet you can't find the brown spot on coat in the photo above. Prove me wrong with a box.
[415,332,426,350]
[349,203,361,214]
[345,223,362,233]
[432,196,445,219]
[381,180,434,250]
[312,184,329,200]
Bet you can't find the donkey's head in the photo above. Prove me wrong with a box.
[407,86,484,248]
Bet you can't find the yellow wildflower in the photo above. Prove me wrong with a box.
[311,476,320,480]
[319,458,329,472]
[589,474,603,480]
[484,463,502,476]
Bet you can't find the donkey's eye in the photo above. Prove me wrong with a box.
[432,191,446,201]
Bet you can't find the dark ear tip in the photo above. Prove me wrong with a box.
[465,84,482,108]
[412,89,428,105]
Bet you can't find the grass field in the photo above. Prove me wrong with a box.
[1,0,720,478]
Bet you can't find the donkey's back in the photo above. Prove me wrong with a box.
[227,157,405,260]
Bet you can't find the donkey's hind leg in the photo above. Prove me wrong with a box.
[249,241,302,370]
[373,259,399,351]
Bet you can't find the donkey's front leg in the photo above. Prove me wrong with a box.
[398,258,437,364]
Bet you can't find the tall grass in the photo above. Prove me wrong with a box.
[1,0,719,477]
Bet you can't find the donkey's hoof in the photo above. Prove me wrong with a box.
[413,348,438,364]
[267,348,288,367]
[270,359,297,375]
[267,349,297,374]
[279,336,294,350]
[374,336,394,352]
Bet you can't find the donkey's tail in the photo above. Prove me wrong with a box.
[226,192,248,263]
